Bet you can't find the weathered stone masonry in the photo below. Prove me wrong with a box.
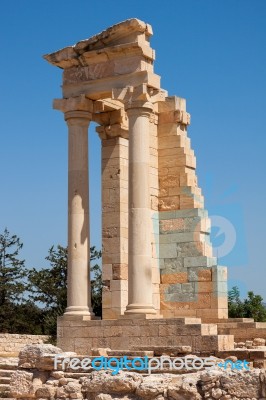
[44,18,229,351]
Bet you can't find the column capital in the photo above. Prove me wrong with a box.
[64,110,92,127]
[53,94,94,115]
[125,100,153,114]
[94,109,129,140]
[112,83,166,112]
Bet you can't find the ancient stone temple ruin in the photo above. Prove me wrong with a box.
[44,19,231,354]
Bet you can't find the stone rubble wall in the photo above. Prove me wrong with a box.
[0,334,49,356]
[9,344,266,400]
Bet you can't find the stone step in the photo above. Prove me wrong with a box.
[0,359,18,371]
[0,370,14,378]
[216,349,266,360]
[107,350,154,357]
[0,377,10,384]
[133,345,192,356]
[217,319,266,342]
[0,383,10,395]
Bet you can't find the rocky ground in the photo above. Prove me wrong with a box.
[6,345,266,400]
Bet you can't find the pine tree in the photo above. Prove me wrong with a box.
[28,244,102,336]
[0,228,27,306]
[0,228,29,332]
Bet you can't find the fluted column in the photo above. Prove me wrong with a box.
[125,100,156,315]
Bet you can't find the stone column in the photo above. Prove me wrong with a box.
[124,100,156,315]
[53,96,94,317]
[64,110,94,316]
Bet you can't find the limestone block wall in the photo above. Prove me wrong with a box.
[217,319,266,342]
[57,316,233,354]
[101,136,129,319]
[157,96,228,321]
[0,334,48,355]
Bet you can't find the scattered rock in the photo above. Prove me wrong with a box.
[220,370,260,398]
[200,370,223,383]
[10,370,35,398]
[51,370,64,379]
[92,348,111,357]
[35,385,56,398]
[168,373,201,400]
[136,375,170,398]
[95,395,112,400]
[18,343,76,370]
[235,342,246,349]
[211,387,223,399]
[253,337,266,346]
[82,370,142,394]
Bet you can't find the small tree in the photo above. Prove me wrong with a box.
[28,245,67,311]
[228,286,266,322]
[0,228,27,306]
[28,244,102,336]
[228,286,244,318]
[0,228,34,333]
[243,291,266,322]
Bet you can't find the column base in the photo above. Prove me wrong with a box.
[123,303,158,318]
[64,306,95,318]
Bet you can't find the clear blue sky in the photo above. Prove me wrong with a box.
[0,0,265,299]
